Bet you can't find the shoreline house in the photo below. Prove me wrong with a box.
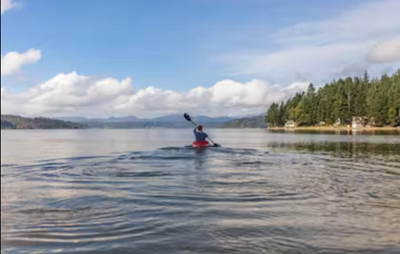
[334,118,341,128]
[285,120,296,128]
[352,117,366,129]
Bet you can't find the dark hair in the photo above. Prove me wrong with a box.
[198,125,203,131]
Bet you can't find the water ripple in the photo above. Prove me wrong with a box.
[2,147,400,253]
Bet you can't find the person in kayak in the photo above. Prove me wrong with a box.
[193,125,209,146]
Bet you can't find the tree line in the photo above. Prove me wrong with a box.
[267,69,400,127]
[1,115,87,129]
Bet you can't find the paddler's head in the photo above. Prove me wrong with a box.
[198,125,203,132]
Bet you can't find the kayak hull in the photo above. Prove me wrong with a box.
[192,141,210,148]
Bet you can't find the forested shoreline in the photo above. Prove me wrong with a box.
[267,70,400,128]
[1,115,87,130]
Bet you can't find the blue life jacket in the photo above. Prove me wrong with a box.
[194,130,208,142]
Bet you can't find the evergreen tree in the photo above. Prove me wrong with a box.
[370,79,388,127]
[266,103,280,127]
[353,77,366,117]
[388,107,398,127]
[363,70,370,86]
[278,102,286,126]
[265,69,399,128]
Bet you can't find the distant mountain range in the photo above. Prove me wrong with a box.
[58,113,268,129]
[1,113,267,130]
[57,114,233,124]
[58,116,141,123]
[54,114,237,129]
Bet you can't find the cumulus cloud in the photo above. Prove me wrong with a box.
[1,1,41,77]
[276,0,400,45]
[1,49,42,76]
[1,87,9,100]
[369,36,400,63]
[27,72,133,107]
[1,0,15,15]
[1,72,133,117]
[1,72,309,118]
[222,0,400,84]
[226,42,372,84]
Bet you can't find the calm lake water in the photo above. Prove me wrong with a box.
[1,129,400,254]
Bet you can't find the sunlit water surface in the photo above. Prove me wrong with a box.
[1,129,400,254]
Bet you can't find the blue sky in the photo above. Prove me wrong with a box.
[0,0,369,89]
[1,0,399,117]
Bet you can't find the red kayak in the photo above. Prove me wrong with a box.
[192,141,210,148]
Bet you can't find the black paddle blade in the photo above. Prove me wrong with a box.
[184,113,192,122]
[213,143,221,147]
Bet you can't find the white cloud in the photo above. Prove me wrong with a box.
[109,79,310,117]
[1,49,42,76]
[1,1,41,78]
[226,42,373,83]
[369,36,400,63]
[1,0,15,15]
[1,72,309,118]
[276,0,400,45]
[1,72,133,117]
[1,87,9,100]
[27,72,133,107]
[222,0,400,84]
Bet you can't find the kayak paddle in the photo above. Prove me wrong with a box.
[184,113,221,147]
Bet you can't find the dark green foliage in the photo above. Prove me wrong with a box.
[266,69,400,127]
[388,108,398,127]
[223,115,267,128]
[1,120,15,129]
[266,103,280,127]
[1,115,87,129]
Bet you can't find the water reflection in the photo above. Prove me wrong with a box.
[269,129,399,157]
[267,129,400,136]
[1,130,400,253]
[267,141,400,158]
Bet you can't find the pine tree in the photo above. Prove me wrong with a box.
[267,103,280,127]
[333,79,351,124]
[265,69,399,128]
[278,102,286,126]
[388,107,398,127]
[363,70,370,86]
[369,79,388,127]
[353,77,366,117]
